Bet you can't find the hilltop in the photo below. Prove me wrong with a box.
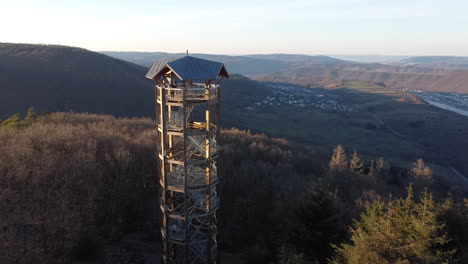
[0,43,153,118]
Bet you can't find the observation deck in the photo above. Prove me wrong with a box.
[156,84,219,105]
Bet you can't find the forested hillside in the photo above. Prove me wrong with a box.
[0,112,466,263]
[0,43,154,118]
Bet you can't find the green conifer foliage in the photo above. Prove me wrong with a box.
[24,107,38,123]
[0,113,21,128]
[289,184,344,262]
[330,186,455,264]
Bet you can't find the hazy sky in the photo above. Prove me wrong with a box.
[1,0,468,55]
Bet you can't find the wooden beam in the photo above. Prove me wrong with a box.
[159,85,169,264]
[206,87,213,262]
[182,85,189,264]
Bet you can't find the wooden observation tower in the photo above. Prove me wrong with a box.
[146,55,229,264]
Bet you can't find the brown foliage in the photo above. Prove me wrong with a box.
[0,113,158,263]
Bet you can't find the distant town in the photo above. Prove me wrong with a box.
[254,83,357,112]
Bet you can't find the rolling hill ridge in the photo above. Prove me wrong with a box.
[255,63,468,93]
[0,43,271,119]
[102,51,468,93]
[0,43,154,118]
[100,51,345,76]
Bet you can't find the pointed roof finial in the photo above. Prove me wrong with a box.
[186,50,188,56]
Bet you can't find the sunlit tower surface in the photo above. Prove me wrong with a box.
[146,55,229,264]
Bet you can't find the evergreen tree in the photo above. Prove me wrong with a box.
[289,183,344,262]
[439,197,468,263]
[411,159,433,179]
[330,186,455,264]
[0,113,21,128]
[24,107,38,123]
[349,150,363,172]
[330,145,348,172]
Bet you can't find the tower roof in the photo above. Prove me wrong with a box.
[145,56,229,81]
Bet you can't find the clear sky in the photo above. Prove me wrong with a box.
[1,0,468,56]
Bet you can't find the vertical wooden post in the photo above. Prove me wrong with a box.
[182,86,189,263]
[216,86,221,264]
[168,104,173,171]
[206,86,213,262]
[159,85,169,264]
[217,86,221,146]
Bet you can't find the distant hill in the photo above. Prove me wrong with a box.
[255,62,468,93]
[0,43,154,119]
[101,51,346,76]
[245,54,346,63]
[102,50,468,93]
[101,51,290,75]
[394,56,468,69]
[327,54,409,63]
[0,43,273,119]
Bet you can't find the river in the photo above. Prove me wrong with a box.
[423,98,468,118]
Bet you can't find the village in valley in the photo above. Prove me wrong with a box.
[254,83,358,112]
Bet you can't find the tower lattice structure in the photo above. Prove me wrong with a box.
[146,56,229,264]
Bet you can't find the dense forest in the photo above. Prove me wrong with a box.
[0,111,466,263]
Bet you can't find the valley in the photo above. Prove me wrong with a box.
[223,79,468,180]
[2,43,468,179]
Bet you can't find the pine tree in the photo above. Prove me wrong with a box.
[289,183,344,262]
[24,107,38,123]
[0,113,21,128]
[349,150,363,172]
[411,158,433,179]
[330,145,348,172]
[330,186,455,264]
